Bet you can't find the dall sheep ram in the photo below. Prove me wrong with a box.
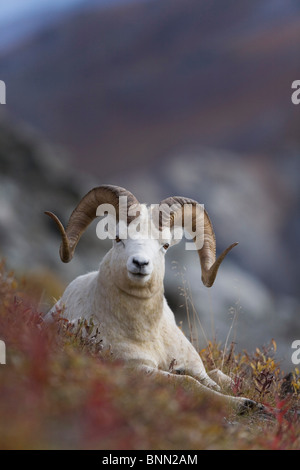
[45,185,263,414]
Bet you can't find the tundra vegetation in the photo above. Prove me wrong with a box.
[0,260,299,450]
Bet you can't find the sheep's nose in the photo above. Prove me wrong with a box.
[127,254,152,276]
[132,257,149,268]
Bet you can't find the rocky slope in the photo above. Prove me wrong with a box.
[0,113,103,280]
[0,0,299,176]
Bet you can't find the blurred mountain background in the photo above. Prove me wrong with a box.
[0,0,299,370]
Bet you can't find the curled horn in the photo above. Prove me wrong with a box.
[159,196,238,287]
[45,185,139,263]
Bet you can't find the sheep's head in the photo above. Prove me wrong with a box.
[106,204,177,297]
[45,185,238,294]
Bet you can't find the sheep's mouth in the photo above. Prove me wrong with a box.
[128,271,150,281]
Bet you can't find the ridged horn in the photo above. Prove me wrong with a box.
[45,185,140,263]
[159,196,238,287]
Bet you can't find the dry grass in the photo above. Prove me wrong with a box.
[0,261,299,450]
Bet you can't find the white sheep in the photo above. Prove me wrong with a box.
[45,185,263,413]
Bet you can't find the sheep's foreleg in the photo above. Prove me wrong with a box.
[208,368,235,389]
[137,364,263,415]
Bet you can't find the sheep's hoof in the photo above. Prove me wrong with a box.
[238,399,266,416]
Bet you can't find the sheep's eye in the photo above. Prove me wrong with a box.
[163,243,170,251]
